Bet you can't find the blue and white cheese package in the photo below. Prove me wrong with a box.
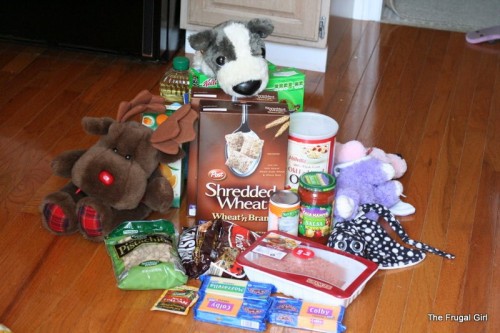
[199,275,275,300]
[269,297,346,333]
[194,293,272,331]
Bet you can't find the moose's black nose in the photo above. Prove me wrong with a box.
[232,80,262,96]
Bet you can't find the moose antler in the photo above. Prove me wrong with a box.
[150,104,198,154]
[116,90,198,155]
[116,90,166,122]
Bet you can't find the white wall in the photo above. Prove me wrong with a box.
[330,0,383,21]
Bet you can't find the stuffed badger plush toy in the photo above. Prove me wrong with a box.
[40,90,198,242]
[188,18,274,98]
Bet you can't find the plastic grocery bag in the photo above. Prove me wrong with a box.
[105,219,187,290]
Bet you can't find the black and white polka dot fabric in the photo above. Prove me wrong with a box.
[327,203,455,269]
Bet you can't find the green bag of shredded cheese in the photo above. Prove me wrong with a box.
[105,219,188,290]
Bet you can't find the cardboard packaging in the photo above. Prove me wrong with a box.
[189,65,305,111]
[192,100,290,233]
[142,105,186,207]
[189,61,276,90]
[268,297,346,332]
[190,87,279,110]
[266,67,305,112]
[186,88,281,217]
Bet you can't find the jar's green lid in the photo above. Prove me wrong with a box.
[173,56,190,71]
[299,171,336,191]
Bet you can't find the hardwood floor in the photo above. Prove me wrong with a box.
[0,16,498,333]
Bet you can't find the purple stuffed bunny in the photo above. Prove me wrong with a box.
[333,140,415,221]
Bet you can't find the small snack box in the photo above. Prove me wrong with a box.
[269,297,346,333]
[266,66,305,112]
[237,231,379,307]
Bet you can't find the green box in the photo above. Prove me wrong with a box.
[266,67,305,112]
[189,67,220,89]
[189,63,304,111]
[141,105,186,208]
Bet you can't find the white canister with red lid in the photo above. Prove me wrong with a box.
[286,112,339,191]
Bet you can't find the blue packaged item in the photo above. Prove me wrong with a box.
[194,293,272,331]
[269,297,346,333]
[199,275,275,300]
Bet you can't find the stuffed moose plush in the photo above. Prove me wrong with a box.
[40,90,198,242]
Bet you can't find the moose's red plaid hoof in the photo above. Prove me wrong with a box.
[43,203,70,233]
[78,205,103,238]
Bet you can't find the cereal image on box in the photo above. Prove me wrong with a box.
[239,134,264,159]
[224,104,265,176]
[225,132,264,174]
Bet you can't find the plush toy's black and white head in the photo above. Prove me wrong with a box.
[188,18,274,98]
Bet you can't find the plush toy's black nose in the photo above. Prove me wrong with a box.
[232,80,262,96]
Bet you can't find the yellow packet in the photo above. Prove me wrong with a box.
[151,285,199,315]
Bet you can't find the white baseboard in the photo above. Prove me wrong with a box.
[184,31,328,72]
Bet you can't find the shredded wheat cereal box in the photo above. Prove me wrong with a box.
[187,88,281,217]
[194,100,289,233]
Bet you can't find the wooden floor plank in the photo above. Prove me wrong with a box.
[336,24,395,143]
[476,53,500,333]
[324,21,382,134]
[354,25,419,146]
[312,19,370,116]
[458,49,498,321]
[429,47,497,333]
[485,56,500,333]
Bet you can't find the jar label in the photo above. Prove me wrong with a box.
[286,136,335,191]
[298,203,332,239]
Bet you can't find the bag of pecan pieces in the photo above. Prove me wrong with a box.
[105,219,187,290]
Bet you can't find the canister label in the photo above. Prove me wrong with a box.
[286,136,335,191]
[268,191,300,236]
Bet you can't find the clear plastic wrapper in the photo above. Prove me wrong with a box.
[177,219,259,279]
[199,275,275,300]
[105,219,187,290]
[269,297,346,332]
[237,231,379,307]
[194,293,272,331]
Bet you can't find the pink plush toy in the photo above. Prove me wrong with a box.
[333,140,415,221]
[367,146,407,179]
